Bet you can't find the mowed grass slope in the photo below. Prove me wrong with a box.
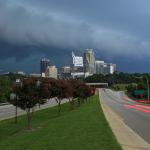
[0,95,122,150]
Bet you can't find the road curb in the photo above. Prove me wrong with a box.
[99,90,150,150]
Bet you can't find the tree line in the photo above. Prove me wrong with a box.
[9,77,95,130]
[85,72,150,85]
[0,76,12,103]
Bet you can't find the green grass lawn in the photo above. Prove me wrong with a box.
[0,95,122,150]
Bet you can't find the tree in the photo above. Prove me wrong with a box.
[11,78,46,129]
[61,80,74,110]
[70,80,93,105]
[127,83,137,97]
[48,79,62,113]
[69,79,82,106]
[77,83,92,104]
[50,79,73,113]
[0,76,12,103]
[38,78,52,107]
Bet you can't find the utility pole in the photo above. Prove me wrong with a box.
[146,78,149,103]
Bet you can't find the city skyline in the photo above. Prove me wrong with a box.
[1,0,150,73]
[31,50,117,76]
[4,49,116,78]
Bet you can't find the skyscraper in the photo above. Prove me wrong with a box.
[83,49,95,75]
[40,58,49,77]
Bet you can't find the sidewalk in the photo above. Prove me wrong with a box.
[0,99,68,121]
[99,90,150,150]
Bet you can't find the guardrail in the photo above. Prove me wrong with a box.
[86,83,108,87]
[0,103,10,106]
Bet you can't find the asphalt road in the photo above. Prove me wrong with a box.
[100,89,150,144]
[0,99,68,121]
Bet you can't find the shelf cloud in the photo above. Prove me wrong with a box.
[0,0,150,72]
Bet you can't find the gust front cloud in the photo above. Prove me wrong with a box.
[0,0,150,61]
[0,0,93,48]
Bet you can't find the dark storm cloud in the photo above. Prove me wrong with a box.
[1,0,150,72]
[0,0,93,48]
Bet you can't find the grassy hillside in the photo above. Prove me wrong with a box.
[0,95,122,150]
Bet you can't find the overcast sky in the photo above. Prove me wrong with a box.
[0,0,150,73]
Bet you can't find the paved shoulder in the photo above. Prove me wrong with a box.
[99,89,150,150]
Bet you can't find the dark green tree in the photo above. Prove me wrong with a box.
[11,78,46,129]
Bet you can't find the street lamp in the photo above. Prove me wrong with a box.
[14,78,22,123]
[36,80,41,87]
[146,78,150,103]
[36,80,41,108]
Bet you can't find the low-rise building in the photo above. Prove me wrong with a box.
[95,61,105,74]
[45,66,58,79]
[95,61,116,75]
[30,73,41,77]
[103,63,116,75]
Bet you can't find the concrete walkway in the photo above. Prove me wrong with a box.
[0,99,68,121]
[99,90,150,150]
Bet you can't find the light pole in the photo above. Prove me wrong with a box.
[36,80,41,87]
[15,79,22,123]
[146,78,150,103]
[36,80,41,108]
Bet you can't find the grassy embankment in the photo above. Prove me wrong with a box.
[0,94,122,150]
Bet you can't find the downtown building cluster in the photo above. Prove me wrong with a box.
[40,49,117,79]
[40,58,58,79]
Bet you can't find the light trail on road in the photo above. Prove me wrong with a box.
[100,89,150,143]
[124,104,150,113]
